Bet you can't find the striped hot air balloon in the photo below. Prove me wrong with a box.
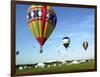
[27,5,57,53]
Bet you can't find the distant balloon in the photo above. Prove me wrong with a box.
[27,5,57,53]
[16,51,19,55]
[57,50,61,55]
[83,41,88,50]
[62,37,70,50]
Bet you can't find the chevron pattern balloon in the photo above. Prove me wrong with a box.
[27,5,57,53]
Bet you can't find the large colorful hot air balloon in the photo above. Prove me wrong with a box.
[27,5,57,53]
[62,37,70,50]
[83,41,88,50]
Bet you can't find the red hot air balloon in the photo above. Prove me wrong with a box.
[27,5,57,53]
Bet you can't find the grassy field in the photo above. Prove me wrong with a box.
[16,60,96,76]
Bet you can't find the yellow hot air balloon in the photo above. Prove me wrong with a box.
[27,5,57,53]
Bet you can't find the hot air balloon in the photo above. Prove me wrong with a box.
[16,51,19,55]
[83,41,88,50]
[27,5,57,53]
[57,50,61,55]
[62,37,70,50]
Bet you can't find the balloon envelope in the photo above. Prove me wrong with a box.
[27,5,57,47]
[62,37,70,49]
[83,41,88,50]
[16,51,19,55]
[57,51,61,54]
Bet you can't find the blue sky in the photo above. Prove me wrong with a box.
[16,4,95,65]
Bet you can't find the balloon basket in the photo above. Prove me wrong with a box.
[40,46,43,53]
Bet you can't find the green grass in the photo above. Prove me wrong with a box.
[16,60,95,75]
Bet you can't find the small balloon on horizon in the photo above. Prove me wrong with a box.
[16,51,19,55]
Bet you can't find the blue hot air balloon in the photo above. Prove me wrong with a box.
[16,51,19,55]
[62,37,70,50]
